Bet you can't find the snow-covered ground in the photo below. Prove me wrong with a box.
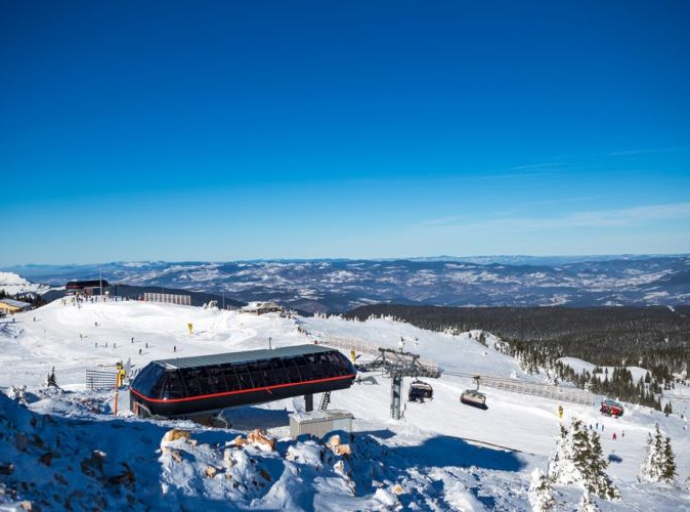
[2,299,690,510]
[559,357,650,383]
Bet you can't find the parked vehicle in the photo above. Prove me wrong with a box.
[600,398,624,417]
[460,389,488,410]
[408,380,434,402]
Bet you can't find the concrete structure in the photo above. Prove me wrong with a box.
[65,279,109,296]
[289,409,354,439]
[0,298,32,315]
[241,301,284,315]
[143,292,192,306]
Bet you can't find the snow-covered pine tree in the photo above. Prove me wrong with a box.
[528,468,556,512]
[570,419,592,480]
[548,424,578,485]
[549,418,618,500]
[587,430,619,499]
[639,424,667,483]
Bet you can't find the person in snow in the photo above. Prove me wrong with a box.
[613,432,617,440]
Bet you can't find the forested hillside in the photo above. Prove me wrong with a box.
[345,304,690,410]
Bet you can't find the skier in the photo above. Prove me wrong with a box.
[138,348,142,355]
[613,432,617,440]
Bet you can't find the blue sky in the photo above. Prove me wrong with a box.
[1,1,689,265]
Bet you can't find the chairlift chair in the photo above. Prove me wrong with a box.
[408,379,434,402]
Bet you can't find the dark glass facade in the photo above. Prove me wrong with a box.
[130,348,356,417]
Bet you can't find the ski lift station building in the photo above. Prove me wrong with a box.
[65,279,110,296]
[130,344,356,417]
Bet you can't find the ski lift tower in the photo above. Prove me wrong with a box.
[359,348,441,420]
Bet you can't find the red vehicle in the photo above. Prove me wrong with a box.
[600,399,624,417]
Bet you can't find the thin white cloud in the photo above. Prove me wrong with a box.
[419,202,690,232]
[608,147,690,157]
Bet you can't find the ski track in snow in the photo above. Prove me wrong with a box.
[1,300,690,510]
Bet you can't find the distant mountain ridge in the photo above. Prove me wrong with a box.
[3,255,689,313]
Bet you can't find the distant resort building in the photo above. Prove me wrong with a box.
[143,292,192,306]
[0,298,33,315]
[65,279,110,296]
[241,301,284,315]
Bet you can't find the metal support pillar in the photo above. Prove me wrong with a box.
[390,375,402,420]
[305,393,314,412]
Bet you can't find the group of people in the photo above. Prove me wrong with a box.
[590,421,624,440]
[559,406,625,441]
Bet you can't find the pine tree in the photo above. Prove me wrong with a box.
[639,425,668,483]
[661,436,676,483]
[549,418,618,500]
[528,468,556,512]
[548,424,578,485]
[571,419,592,480]
[587,431,619,500]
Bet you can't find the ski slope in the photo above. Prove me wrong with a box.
[2,299,690,510]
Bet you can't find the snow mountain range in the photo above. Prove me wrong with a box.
[3,255,689,313]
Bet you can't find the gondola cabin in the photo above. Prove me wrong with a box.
[130,345,356,418]
[600,399,624,417]
[460,389,488,410]
[408,380,434,402]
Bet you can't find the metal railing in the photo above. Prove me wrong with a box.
[85,370,119,391]
[444,371,593,406]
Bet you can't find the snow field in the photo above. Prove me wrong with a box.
[2,300,690,510]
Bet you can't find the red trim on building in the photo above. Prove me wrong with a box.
[130,373,356,404]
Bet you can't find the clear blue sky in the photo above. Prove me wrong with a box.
[1,1,689,265]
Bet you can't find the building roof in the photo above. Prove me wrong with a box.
[290,409,354,423]
[66,279,110,289]
[0,299,32,309]
[154,344,333,370]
